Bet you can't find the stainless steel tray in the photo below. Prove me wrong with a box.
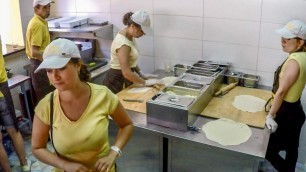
[155,93,195,107]
[179,73,214,84]
[173,80,205,90]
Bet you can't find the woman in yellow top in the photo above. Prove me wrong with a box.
[31,38,133,172]
[265,20,306,172]
[0,36,30,171]
[103,11,162,93]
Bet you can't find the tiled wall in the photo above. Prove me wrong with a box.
[18,0,306,165]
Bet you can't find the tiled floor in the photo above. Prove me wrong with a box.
[4,126,306,172]
[5,127,55,172]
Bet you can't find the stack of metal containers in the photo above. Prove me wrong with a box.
[146,61,230,131]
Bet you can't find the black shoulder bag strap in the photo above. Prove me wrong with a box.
[49,92,60,156]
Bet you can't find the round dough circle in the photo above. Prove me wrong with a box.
[202,118,252,146]
[232,95,266,113]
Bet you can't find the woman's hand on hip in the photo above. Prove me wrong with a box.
[62,161,90,172]
[94,153,117,172]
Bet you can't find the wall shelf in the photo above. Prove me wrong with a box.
[49,24,113,40]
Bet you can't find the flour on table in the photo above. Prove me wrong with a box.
[202,118,252,146]
[127,87,152,93]
[232,95,266,113]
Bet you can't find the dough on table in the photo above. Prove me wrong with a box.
[202,118,252,146]
[161,76,177,86]
[232,95,266,113]
[127,87,152,93]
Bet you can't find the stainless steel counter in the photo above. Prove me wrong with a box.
[108,70,270,172]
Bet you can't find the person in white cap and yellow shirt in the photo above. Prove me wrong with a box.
[31,38,133,172]
[26,0,55,103]
[0,36,30,171]
[103,10,163,93]
[265,19,306,171]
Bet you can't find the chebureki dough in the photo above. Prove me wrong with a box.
[161,76,177,86]
[127,87,152,93]
[202,118,252,146]
[232,95,266,113]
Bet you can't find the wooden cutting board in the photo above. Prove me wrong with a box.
[116,84,165,114]
[200,86,272,128]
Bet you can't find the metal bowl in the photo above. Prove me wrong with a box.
[241,74,259,88]
[174,64,188,76]
[225,71,242,85]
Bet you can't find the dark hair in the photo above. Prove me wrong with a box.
[295,37,306,52]
[122,12,140,27]
[70,58,91,82]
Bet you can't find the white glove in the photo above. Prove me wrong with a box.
[265,114,278,133]
[139,71,159,79]
[145,79,163,86]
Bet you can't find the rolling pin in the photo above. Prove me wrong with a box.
[214,82,238,96]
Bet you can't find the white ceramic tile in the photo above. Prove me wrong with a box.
[257,48,287,72]
[111,0,153,14]
[204,0,261,21]
[76,0,110,13]
[256,71,274,87]
[153,0,203,17]
[138,56,155,73]
[19,0,34,17]
[203,18,260,46]
[155,37,202,61]
[135,36,154,56]
[203,41,258,70]
[262,0,306,23]
[111,13,125,34]
[259,23,284,49]
[53,0,76,13]
[155,57,195,71]
[154,15,203,39]
[76,13,111,24]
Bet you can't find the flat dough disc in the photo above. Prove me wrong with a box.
[161,76,177,86]
[202,118,252,146]
[232,95,266,113]
[127,87,152,93]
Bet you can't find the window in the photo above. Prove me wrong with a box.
[0,0,24,50]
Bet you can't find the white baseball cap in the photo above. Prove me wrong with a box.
[130,11,152,34]
[34,38,81,73]
[33,0,54,7]
[276,19,306,40]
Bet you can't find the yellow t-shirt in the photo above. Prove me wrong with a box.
[35,83,118,171]
[279,52,306,102]
[26,14,51,59]
[0,37,7,97]
[109,33,139,69]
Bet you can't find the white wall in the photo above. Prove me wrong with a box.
[18,0,306,166]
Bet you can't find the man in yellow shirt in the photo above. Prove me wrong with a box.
[0,36,30,171]
[26,0,54,102]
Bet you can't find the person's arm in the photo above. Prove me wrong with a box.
[117,45,146,85]
[269,59,300,117]
[94,102,133,172]
[31,115,89,171]
[30,45,43,61]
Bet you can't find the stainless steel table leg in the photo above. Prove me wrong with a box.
[20,83,32,129]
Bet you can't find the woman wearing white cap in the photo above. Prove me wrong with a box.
[31,38,133,172]
[265,19,306,171]
[103,11,163,93]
